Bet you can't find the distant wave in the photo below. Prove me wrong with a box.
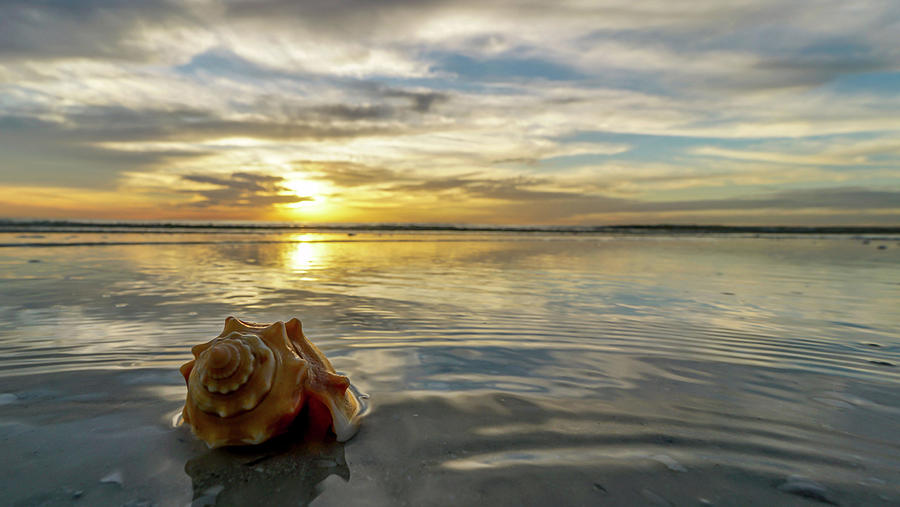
[0,237,509,248]
[2,218,899,235]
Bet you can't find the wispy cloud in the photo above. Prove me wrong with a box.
[180,172,310,208]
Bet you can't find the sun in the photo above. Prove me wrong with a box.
[282,177,324,209]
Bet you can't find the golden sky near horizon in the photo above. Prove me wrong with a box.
[1,1,899,225]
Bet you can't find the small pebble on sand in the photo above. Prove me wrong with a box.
[100,471,124,486]
[777,477,837,505]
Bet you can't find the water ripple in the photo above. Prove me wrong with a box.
[1,234,898,504]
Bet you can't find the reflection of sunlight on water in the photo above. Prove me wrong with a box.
[285,235,322,274]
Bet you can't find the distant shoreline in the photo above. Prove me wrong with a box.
[1,218,899,235]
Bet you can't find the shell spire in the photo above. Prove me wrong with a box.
[180,317,363,448]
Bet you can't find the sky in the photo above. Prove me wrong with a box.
[0,0,899,225]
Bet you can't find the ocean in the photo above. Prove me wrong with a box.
[1,222,898,505]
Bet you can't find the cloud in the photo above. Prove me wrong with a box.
[478,185,900,225]
[180,172,311,208]
[747,186,900,210]
[0,115,211,187]
[57,105,416,143]
[385,174,583,202]
[1,0,899,225]
[691,136,900,167]
[0,0,195,62]
[368,167,900,217]
[0,97,434,187]
[297,161,410,188]
[299,158,900,214]
[360,84,450,113]
[691,146,860,167]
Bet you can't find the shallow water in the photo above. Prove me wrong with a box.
[1,231,898,505]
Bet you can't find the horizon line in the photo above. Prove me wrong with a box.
[2,218,899,235]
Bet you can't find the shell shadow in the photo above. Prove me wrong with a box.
[184,415,349,507]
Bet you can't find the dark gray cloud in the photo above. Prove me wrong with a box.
[0,0,186,61]
[311,104,394,121]
[398,91,448,114]
[0,115,209,187]
[389,175,578,202]
[250,84,450,122]
[301,164,587,202]
[0,93,445,187]
[180,172,312,208]
[354,83,450,113]
[0,101,420,187]
[297,161,410,188]
[411,184,897,224]
[730,53,893,91]
[297,159,900,216]
[217,0,445,36]
[371,168,900,218]
[387,174,485,194]
[56,105,410,143]
[176,49,451,114]
[499,186,900,222]
[711,187,900,211]
[553,186,900,214]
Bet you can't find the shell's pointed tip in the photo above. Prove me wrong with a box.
[284,318,304,341]
[179,360,195,379]
[326,372,351,392]
[208,343,232,368]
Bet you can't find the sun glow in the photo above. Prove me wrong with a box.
[282,176,325,209]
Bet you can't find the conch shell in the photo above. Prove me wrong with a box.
[179,316,362,448]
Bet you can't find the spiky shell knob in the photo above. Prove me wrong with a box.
[179,317,362,448]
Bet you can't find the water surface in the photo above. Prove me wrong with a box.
[1,230,898,505]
